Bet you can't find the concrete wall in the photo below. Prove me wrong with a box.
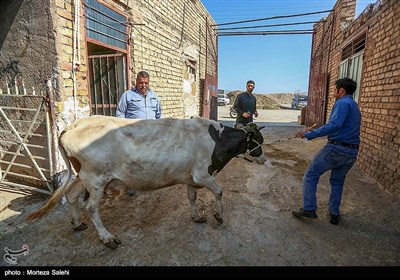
[0,0,58,93]
[309,0,400,196]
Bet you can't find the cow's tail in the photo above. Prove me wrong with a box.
[26,138,72,221]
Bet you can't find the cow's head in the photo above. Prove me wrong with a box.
[242,123,266,164]
[208,122,267,175]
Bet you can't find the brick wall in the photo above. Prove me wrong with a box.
[309,0,400,197]
[355,0,400,195]
[127,0,217,118]
[49,0,216,128]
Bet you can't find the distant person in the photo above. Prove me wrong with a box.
[116,70,162,196]
[292,78,361,225]
[233,80,258,128]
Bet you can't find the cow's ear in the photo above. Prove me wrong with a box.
[208,124,221,143]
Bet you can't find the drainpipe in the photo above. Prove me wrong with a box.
[72,0,81,120]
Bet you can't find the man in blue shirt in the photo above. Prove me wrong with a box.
[292,78,361,225]
[116,70,162,120]
[116,70,162,196]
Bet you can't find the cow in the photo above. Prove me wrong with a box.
[27,116,266,248]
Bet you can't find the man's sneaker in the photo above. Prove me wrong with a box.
[292,208,317,219]
[329,213,340,225]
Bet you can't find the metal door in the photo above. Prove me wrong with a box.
[0,81,54,194]
[306,73,328,127]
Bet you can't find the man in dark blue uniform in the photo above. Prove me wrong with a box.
[292,78,361,225]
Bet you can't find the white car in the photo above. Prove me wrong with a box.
[218,94,229,106]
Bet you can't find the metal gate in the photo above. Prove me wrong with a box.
[0,81,54,195]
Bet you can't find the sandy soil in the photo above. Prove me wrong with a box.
[1,108,399,268]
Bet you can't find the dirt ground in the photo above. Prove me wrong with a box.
[1,107,399,267]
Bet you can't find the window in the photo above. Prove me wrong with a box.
[84,0,128,51]
[339,32,366,103]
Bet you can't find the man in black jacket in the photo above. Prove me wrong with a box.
[233,80,258,128]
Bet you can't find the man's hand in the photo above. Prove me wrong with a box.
[295,123,316,139]
[242,112,251,118]
[304,123,317,132]
[295,131,305,138]
[254,111,258,118]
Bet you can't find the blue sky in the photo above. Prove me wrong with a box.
[201,0,373,94]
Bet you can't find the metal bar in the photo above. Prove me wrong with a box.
[0,94,42,97]
[1,180,51,195]
[0,160,50,173]
[0,150,47,160]
[0,106,39,111]
[99,57,105,115]
[92,57,98,115]
[1,119,42,124]
[107,56,112,116]
[114,56,120,112]
[1,140,46,149]
[5,170,50,180]
[88,53,124,59]
[0,130,44,137]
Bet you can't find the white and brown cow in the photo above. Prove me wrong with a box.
[27,116,266,248]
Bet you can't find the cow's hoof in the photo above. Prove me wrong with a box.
[104,240,120,249]
[114,236,122,244]
[193,216,207,223]
[73,222,88,231]
[213,212,223,224]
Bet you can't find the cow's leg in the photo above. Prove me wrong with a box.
[65,177,87,231]
[82,177,121,249]
[193,175,223,224]
[187,185,206,223]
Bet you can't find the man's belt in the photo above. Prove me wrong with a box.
[328,140,359,149]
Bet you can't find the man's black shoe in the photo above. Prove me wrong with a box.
[329,213,340,225]
[292,208,317,219]
[127,188,137,196]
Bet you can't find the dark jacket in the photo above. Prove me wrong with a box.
[233,91,257,125]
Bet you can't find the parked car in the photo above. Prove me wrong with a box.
[291,94,308,109]
[218,93,230,106]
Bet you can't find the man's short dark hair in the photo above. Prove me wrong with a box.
[247,80,255,86]
[336,78,357,95]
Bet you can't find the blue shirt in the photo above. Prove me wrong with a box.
[305,95,361,144]
[116,87,162,119]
